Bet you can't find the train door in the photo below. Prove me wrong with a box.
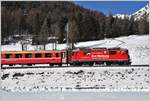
[62,51,67,64]
[71,51,78,61]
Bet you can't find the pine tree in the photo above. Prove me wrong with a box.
[68,13,79,49]
[105,13,114,38]
[39,17,51,49]
[120,16,130,36]
[111,17,121,37]
[57,16,66,43]
[138,13,149,34]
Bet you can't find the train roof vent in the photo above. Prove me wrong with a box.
[108,47,127,50]
[108,47,121,50]
[75,47,91,50]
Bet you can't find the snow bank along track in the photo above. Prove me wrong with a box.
[1,65,149,69]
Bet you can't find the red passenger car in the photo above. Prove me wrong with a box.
[1,50,67,66]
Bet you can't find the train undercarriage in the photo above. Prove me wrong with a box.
[70,60,131,66]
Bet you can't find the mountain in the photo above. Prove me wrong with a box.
[113,14,130,19]
[114,4,149,20]
[132,4,149,20]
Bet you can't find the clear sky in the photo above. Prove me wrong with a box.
[74,1,149,15]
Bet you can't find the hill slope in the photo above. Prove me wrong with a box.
[1,1,149,45]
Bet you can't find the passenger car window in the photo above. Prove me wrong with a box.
[45,53,52,58]
[25,53,32,58]
[110,51,116,55]
[76,52,78,56]
[15,54,22,58]
[56,53,59,57]
[5,54,12,58]
[35,53,42,58]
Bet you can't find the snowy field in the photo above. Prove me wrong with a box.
[1,90,149,101]
[1,66,149,92]
[2,35,149,65]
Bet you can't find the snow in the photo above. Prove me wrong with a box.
[2,35,149,65]
[132,4,149,20]
[113,14,131,19]
[1,35,149,99]
[1,90,149,101]
[114,4,149,20]
[1,66,149,92]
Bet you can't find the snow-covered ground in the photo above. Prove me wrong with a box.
[2,35,149,65]
[1,90,149,101]
[1,66,149,92]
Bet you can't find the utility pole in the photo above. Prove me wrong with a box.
[64,16,69,50]
[66,22,69,50]
[64,16,69,66]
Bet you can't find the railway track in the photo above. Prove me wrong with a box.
[1,65,149,69]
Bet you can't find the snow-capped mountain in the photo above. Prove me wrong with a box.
[114,4,149,20]
[132,4,149,20]
[113,14,130,19]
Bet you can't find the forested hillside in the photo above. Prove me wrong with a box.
[1,1,149,45]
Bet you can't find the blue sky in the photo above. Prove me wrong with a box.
[74,1,148,15]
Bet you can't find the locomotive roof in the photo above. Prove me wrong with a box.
[74,47,127,50]
[107,47,127,50]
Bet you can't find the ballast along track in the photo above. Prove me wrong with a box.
[1,65,149,69]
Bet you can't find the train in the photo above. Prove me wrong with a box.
[1,47,131,67]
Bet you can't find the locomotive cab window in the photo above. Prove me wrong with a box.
[35,53,42,58]
[15,54,22,58]
[56,53,59,57]
[25,53,32,58]
[84,51,91,56]
[5,54,12,58]
[45,53,52,58]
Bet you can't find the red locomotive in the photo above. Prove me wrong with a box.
[1,47,131,67]
[70,48,131,66]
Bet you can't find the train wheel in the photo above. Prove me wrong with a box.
[71,62,76,66]
[27,64,32,66]
[78,62,83,66]
[9,64,13,66]
[123,61,131,66]
[89,62,94,66]
[69,63,73,66]
[118,62,124,66]
[50,64,54,67]
[106,62,111,66]
[58,64,62,67]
